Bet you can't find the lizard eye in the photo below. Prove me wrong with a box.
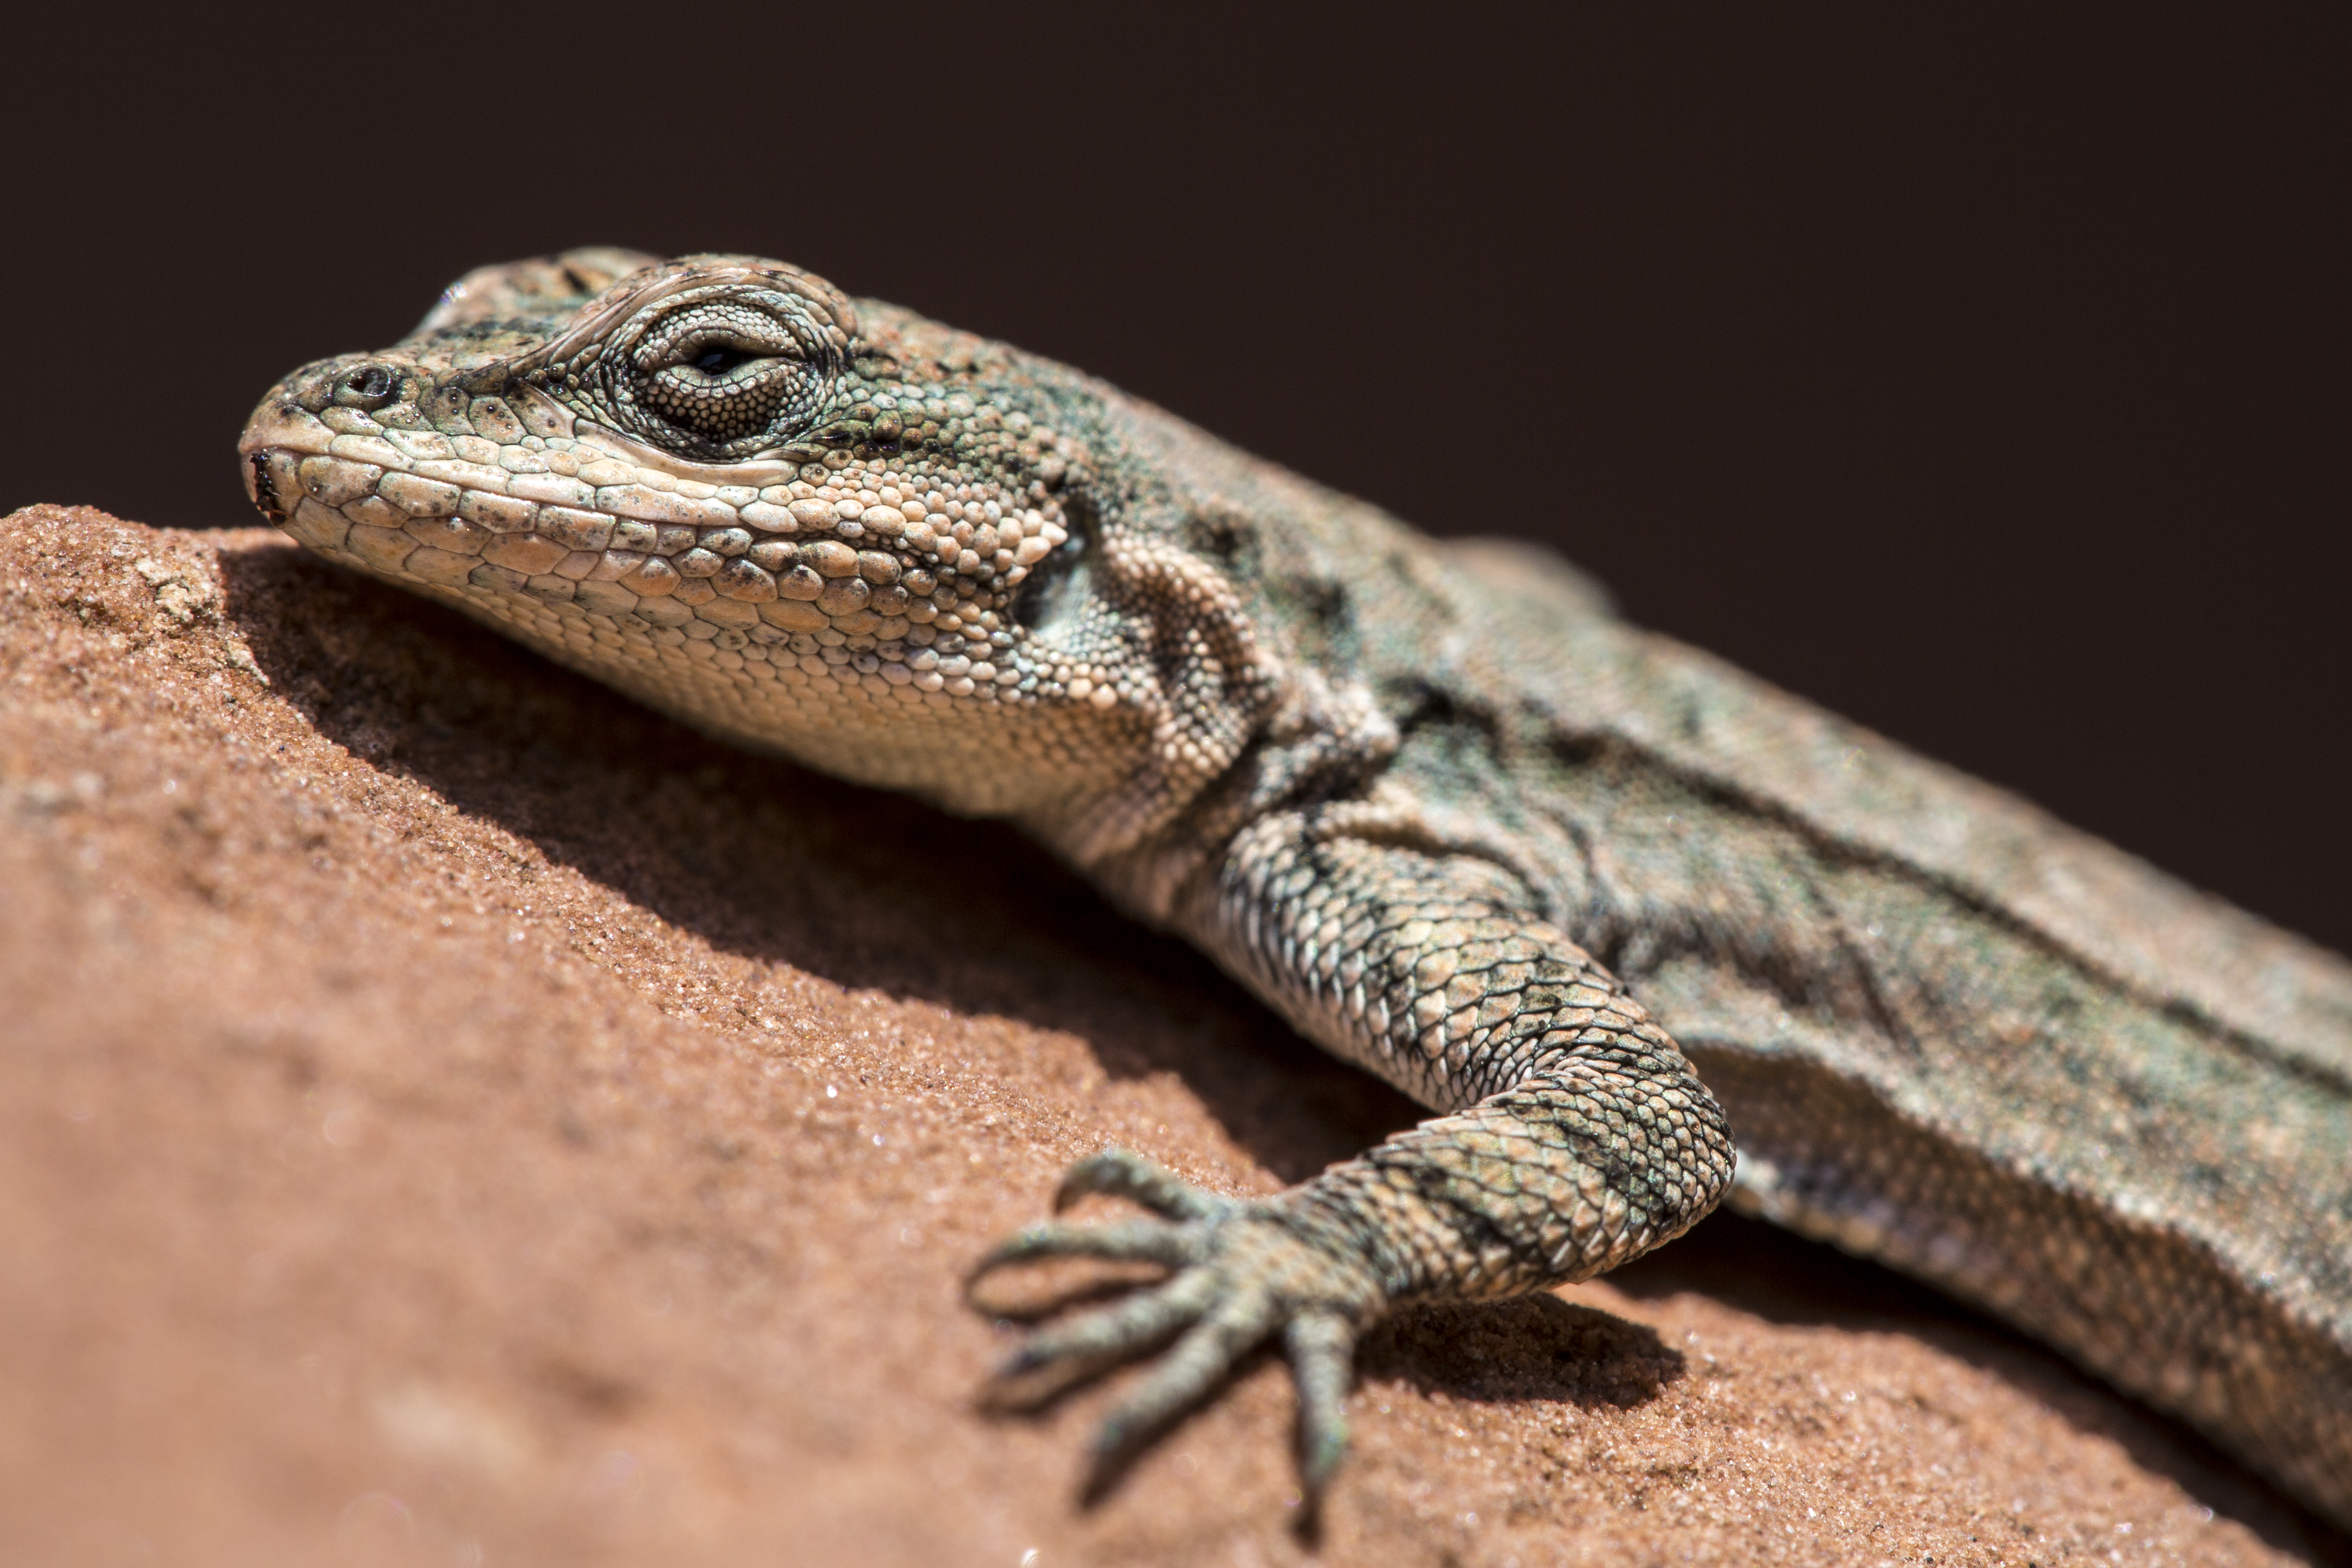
[617,299,830,456]
[635,329,804,446]
[544,277,847,461]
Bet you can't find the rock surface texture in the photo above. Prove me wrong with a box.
[3,506,2345,1566]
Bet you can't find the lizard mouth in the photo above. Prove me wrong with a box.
[235,350,1064,699]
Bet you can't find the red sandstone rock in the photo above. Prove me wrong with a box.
[1,506,2338,1566]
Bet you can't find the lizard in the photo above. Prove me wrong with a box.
[236,247,2352,1528]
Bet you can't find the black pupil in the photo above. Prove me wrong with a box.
[694,347,751,374]
[350,367,390,398]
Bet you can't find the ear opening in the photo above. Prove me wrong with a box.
[1012,493,1097,635]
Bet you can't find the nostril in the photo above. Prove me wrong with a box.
[246,447,302,518]
[334,364,397,409]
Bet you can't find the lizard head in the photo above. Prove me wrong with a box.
[238,249,1281,860]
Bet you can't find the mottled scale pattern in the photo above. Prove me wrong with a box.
[240,248,2352,1525]
[1200,807,1735,1301]
[1692,1046,2352,1514]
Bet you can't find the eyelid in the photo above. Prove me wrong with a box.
[553,278,841,456]
[662,328,799,367]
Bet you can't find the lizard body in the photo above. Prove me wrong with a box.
[239,249,2351,1524]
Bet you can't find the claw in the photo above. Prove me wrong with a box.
[971,1152,1380,1513]
[1054,1148,1235,1221]
[1286,1310,1355,1511]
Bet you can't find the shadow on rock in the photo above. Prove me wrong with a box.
[204,533,2350,1565]
[215,539,1421,1188]
[1362,1293,1683,1412]
[1615,1209,2352,1565]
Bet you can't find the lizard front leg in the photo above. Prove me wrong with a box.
[970,800,1737,1502]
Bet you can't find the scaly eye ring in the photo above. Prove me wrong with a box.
[525,266,853,462]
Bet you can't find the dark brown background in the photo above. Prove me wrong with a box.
[3,8,2345,950]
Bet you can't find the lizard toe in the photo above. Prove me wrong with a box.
[1082,1287,1285,1500]
[1088,1213,1375,1504]
[968,1215,1206,1279]
[1053,1147,1238,1220]
[986,1266,1222,1406]
[973,1162,1388,1504]
[1285,1309,1357,1509]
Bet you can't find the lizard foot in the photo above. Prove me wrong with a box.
[968,1148,1381,1509]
